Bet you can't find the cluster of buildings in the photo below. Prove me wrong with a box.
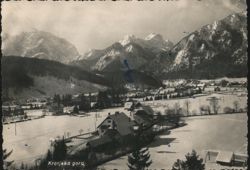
[2,98,48,117]
[88,104,157,148]
[67,102,160,160]
[205,149,248,168]
[2,98,48,123]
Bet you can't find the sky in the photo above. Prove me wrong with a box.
[1,0,247,54]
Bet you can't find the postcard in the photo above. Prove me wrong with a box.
[1,0,248,169]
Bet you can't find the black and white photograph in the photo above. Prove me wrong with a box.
[1,0,248,169]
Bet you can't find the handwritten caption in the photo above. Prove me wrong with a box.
[48,161,85,167]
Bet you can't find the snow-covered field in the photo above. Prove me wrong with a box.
[163,77,247,86]
[144,92,247,116]
[3,92,247,168]
[100,113,248,170]
[3,107,124,166]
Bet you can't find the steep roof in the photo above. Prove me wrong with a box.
[98,112,136,136]
[133,115,152,128]
[136,105,155,116]
[216,151,234,163]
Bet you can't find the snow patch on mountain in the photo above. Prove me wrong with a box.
[119,34,137,46]
[188,34,195,41]
[145,33,163,41]
[199,43,205,52]
[174,49,188,65]
[126,45,135,53]
[118,33,173,53]
[30,52,47,58]
[212,21,219,30]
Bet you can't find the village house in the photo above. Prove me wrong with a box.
[97,112,136,137]
[67,106,158,160]
[205,150,248,167]
[81,104,157,153]
[132,105,157,121]
[196,83,206,91]
[124,101,134,111]
[125,100,142,111]
[84,112,140,153]
[2,104,24,117]
[63,106,74,114]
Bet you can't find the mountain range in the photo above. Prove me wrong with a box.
[71,11,247,79]
[71,33,173,72]
[1,11,247,99]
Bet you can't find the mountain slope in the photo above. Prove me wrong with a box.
[1,56,109,99]
[2,56,163,100]
[2,30,80,64]
[159,11,247,79]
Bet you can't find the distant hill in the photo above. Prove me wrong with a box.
[1,56,109,99]
[2,30,80,64]
[1,56,163,100]
[99,69,163,89]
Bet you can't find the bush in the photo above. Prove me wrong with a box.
[238,108,244,113]
[223,107,234,114]
[244,105,248,112]
[199,105,211,115]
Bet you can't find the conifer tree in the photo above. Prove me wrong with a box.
[39,149,52,169]
[127,147,152,170]
[53,138,67,161]
[172,150,205,170]
[3,149,14,170]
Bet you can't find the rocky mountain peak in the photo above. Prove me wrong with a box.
[119,34,137,46]
[2,30,80,64]
[145,33,164,41]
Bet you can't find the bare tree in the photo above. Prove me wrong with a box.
[79,129,84,135]
[66,132,71,138]
[173,102,181,115]
[208,97,220,114]
[184,100,191,116]
[233,101,240,113]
